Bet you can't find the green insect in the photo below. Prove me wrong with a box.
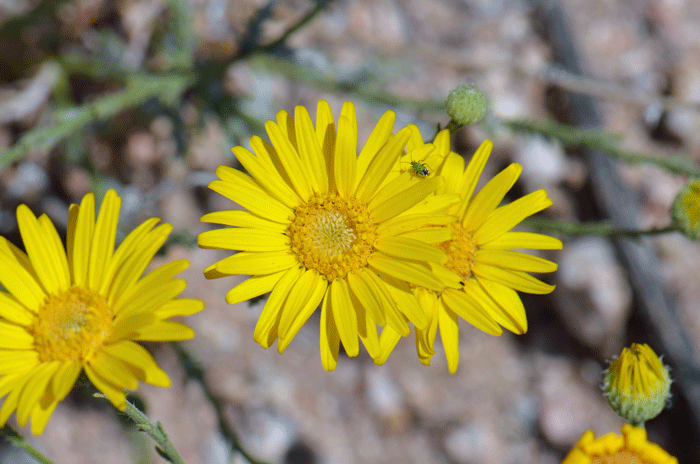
[408,160,430,177]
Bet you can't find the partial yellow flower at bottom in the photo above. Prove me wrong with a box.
[377,140,562,373]
[199,101,460,371]
[0,190,203,434]
[561,424,678,464]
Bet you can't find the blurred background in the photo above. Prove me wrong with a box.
[1,0,700,462]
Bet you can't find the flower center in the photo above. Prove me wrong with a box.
[439,222,478,281]
[32,287,113,362]
[592,450,647,464]
[288,193,376,281]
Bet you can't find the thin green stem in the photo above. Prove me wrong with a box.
[524,217,677,238]
[93,394,187,464]
[256,0,333,55]
[504,118,700,177]
[247,54,445,113]
[170,342,269,464]
[0,73,194,170]
[0,425,55,464]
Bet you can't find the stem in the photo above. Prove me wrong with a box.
[0,425,56,464]
[0,73,194,170]
[170,342,269,464]
[504,118,700,177]
[524,217,677,238]
[93,394,187,464]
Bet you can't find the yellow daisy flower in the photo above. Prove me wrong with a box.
[198,101,460,370]
[561,424,678,464]
[0,190,203,435]
[377,140,562,373]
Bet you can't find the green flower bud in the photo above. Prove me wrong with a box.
[671,178,700,240]
[445,84,487,126]
[602,344,672,427]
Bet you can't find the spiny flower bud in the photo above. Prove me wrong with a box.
[671,177,700,241]
[445,84,487,127]
[602,343,672,426]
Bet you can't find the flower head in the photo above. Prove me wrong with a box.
[561,424,678,464]
[199,101,459,370]
[377,140,562,373]
[0,190,203,434]
[603,343,672,426]
[671,177,700,241]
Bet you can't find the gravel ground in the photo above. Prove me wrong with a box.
[1,0,699,463]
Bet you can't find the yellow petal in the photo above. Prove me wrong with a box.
[477,278,527,334]
[233,144,302,208]
[84,364,126,410]
[112,258,188,314]
[361,270,409,336]
[315,100,336,177]
[462,163,521,232]
[334,103,358,198]
[437,303,460,374]
[156,298,205,318]
[103,341,171,387]
[16,207,66,295]
[319,290,339,371]
[0,322,33,349]
[329,278,359,357]
[472,190,553,243]
[133,321,195,341]
[277,270,327,352]
[294,105,329,194]
[370,176,444,223]
[472,262,556,295]
[225,270,286,305]
[373,236,447,264]
[50,361,82,402]
[374,326,402,365]
[377,213,455,238]
[104,220,170,303]
[482,231,563,250]
[0,239,45,311]
[253,266,303,348]
[198,228,290,252]
[67,193,95,286]
[355,126,412,203]
[88,189,120,291]
[205,250,297,277]
[17,361,59,426]
[0,292,34,326]
[200,210,288,233]
[440,287,502,336]
[455,140,493,219]
[346,270,386,326]
[475,249,558,273]
[375,272,429,330]
[209,169,292,223]
[368,253,444,292]
[265,119,313,201]
[355,110,395,188]
[0,350,40,375]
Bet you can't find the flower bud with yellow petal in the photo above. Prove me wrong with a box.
[602,343,672,426]
[671,177,700,241]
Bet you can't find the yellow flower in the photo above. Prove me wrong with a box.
[561,424,678,464]
[198,101,459,370]
[377,140,562,373]
[0,190,203,435]
[603,343,672,426]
